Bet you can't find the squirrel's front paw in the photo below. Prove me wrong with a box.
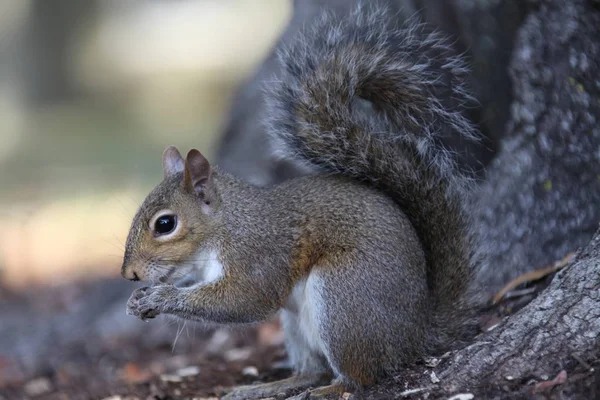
[126,285,176,320]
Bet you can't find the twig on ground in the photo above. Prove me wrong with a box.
[492,252,575,305]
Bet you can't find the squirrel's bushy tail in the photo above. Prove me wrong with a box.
[267,3,479,351]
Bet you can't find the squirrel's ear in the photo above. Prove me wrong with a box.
[162,146,185,179]
[184,149,216,203]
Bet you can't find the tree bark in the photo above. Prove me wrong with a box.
[425,1,600,397]
[441,229,599,397]
[359,228,599,399]
[474,0,600,294]
[379,0,600,397]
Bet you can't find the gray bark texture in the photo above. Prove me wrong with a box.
[440,229,599,397]
[474,0,600,294]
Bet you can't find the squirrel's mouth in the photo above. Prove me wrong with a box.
[157,267,177,284]
[155,265,199,287]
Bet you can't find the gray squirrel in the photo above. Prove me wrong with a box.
[122,4,480,399]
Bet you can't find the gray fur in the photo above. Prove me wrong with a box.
[124,3,480,396]
[266,3,479,351]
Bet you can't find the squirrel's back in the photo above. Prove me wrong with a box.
[267,3,479,352]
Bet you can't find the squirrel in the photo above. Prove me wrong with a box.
[122,3,479,399]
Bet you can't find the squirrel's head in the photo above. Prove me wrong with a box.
[121,146,221,283]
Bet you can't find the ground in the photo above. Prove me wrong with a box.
[0,274,597,400]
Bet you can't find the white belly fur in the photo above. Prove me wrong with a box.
[191,248,224,284]
[285,273,325,355]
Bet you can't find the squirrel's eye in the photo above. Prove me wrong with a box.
[154,215,177,235]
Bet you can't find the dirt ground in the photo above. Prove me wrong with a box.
[0,276,597,400]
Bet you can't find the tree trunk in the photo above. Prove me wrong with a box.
[442,229,599,397]
[370,0,600,397]
[474,0,600,295]
[359,228,599,399]
[18,0,98,106]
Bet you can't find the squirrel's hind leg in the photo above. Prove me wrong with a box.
[309,253,428,388]
[281,309,331,374]
[222,311,333,400]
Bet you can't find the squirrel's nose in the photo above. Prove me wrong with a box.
[122,266,140,281]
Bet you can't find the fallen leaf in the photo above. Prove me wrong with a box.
[224,347,253,362]
[242,366,259,377]
[533,370,567,393]
[481,315,503,332]
[160,374,183,383]
[121,362,152,384]
[258,322,284,346]
[24,377,53,397]
[177,366,201,377]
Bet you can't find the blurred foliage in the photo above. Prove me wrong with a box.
[0,0,291,286]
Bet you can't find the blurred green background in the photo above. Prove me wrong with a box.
[0,0,290,286]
